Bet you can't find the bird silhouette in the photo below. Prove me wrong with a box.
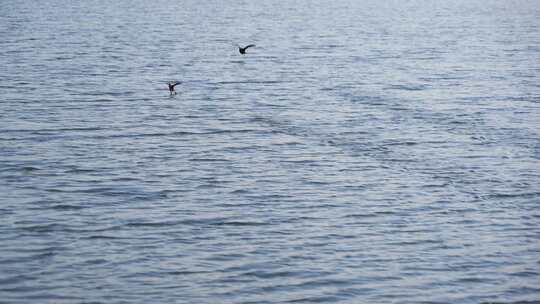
[168,82,181,95]
[238,44,256,55]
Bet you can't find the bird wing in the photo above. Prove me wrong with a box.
[172,82,181,87]
[244,44,256,49]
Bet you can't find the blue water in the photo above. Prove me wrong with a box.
[1,0,540,303]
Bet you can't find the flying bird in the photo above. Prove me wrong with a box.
[168,82,181,95]
[238,44,256,55]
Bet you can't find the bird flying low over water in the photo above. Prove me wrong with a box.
[238,44,255,54]
[168,82,181,95]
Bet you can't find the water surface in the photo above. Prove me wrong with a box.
[1,0,540,303]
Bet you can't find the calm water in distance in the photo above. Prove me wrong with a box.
[1,0,540,303]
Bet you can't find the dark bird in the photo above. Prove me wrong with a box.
[168,82,181,95]
[238,44,256,55]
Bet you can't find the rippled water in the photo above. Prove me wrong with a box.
[1,0,540,303]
